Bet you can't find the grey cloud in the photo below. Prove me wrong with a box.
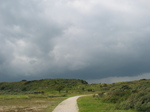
[88,73,150,84]
[0,0,150,82]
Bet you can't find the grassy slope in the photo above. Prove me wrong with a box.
[0,79,88,94]
[78,96,135,112]
[78,79,150,112]
[0,78,149,112]
[0,79,89,112]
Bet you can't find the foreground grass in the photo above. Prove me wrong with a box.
[0,94,67,112]
[78,96,136,112]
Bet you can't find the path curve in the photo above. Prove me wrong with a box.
[52,95,86,112]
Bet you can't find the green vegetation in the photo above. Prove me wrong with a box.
[78,96,135,112]
[0,79,89,112]
[78,79,150,112]
[0,94,67,112]
[0,78,149,112]
[0,79,88,95]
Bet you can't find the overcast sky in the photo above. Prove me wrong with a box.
[0,0,150,83]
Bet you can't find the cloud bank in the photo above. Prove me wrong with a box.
[0,0,150,82]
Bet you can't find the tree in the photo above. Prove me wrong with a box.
[56,85,64,93]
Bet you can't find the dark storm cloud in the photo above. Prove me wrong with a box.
[0,0,65,80]
[0,0,150,82]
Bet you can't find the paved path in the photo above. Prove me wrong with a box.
[52,95,85,112]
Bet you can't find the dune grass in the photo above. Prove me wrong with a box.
[0,94,67,112]
[0,79,149,112]
[78,96,136,112]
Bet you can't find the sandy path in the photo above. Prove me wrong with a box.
[52,95,85,112]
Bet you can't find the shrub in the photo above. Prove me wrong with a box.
[134,93,150,112]
[120,85,131,91]
[99,79,150,112]
[117,91,150,112]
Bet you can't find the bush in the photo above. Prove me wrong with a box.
[102,90,131,103]
[99,79,150,112]
[134,92,150,112]
[117,91,150,112]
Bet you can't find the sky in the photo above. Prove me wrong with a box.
[0,0,150,83]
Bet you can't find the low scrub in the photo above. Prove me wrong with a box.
[116,91,150,112]
[98,79,150,112]
[0,79,88,95]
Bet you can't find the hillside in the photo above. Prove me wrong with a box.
[0,79,88,94]
[91,79,150,112]
[0,78,149,112]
